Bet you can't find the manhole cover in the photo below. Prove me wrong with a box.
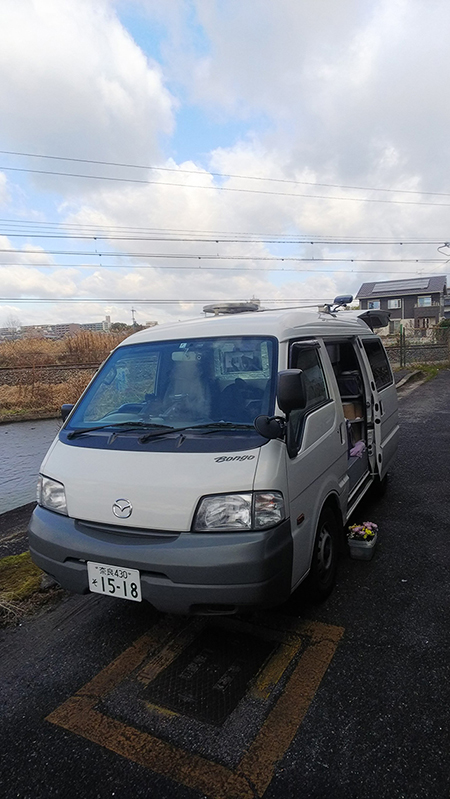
[142,626,278,725]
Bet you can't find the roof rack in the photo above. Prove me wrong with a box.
[319,295,354,314]
[203,300,260,316]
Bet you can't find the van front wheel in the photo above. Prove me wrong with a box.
[307,507,339,602]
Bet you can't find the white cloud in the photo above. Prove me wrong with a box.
[0,0,175,167]
[138,0,450,191]
[2,0,450,326]
[0,173,9,206]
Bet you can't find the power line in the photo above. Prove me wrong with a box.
[0,230,448,246]
[4,164,450,208]
[0,246,447,263]
[0,297,330,304]
[1,148,450,198]
[0,259,447,277]
[0,217,446,244]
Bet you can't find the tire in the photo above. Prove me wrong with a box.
[306,506,339,602]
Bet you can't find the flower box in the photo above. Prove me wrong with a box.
[348,532,377,560]
[347,521,378,560]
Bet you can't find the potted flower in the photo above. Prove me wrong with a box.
[347,522,378,560]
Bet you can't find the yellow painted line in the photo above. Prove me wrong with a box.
[69,615,183,705]
[137,617,205,686]
[238,629,344,796]
[252,640,300,700]
[47,616,344,799]
[48,695,253,799]
[144,701,179,718]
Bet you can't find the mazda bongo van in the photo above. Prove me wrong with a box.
[28,299,398,614]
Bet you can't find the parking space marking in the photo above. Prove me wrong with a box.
[137,617,206,686]
[47,616,344,799]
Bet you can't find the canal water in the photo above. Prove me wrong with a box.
[0,419,61,514]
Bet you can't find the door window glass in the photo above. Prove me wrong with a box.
[362,339,393,391]
[288,345,329,445]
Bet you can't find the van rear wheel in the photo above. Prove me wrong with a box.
[307,506,339,602]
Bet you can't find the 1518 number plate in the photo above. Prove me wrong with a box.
[87,561,142,602]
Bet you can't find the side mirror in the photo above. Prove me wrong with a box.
[61,404,74,422]
[277,370,307,416]
[254,415,285,440]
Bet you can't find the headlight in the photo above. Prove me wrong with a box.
[37,475,68,515]
[193,491,284,532]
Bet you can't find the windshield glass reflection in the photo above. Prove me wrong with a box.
[65,336,277,432]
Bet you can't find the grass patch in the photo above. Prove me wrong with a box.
[0,551,65,626]
[0,372,93,418]
[408,362,449,381]
[0,551,43,601]
[0,330,130,367]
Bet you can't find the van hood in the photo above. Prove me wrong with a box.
[41,441,261,531]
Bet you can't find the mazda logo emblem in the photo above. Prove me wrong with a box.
[112,498,133,519]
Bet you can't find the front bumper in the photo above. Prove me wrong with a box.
[28,506,293,615]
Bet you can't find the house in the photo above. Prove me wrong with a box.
[356,275,447,336]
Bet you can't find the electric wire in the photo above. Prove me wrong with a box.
[2,148,450,198]
[0,262,445,274]
[4,164,450,208]
[0,230,448,245]
[0,246,447,263]
[0,217,447,245]
[0,297,332,304]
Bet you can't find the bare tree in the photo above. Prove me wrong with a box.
[3,314,21,340]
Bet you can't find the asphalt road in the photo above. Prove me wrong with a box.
[1,372,449,799]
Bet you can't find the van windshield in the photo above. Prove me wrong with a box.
[65,336,277,433]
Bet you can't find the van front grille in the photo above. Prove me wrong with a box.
[75,518,179,541]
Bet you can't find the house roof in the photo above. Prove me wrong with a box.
[356,275,447,300]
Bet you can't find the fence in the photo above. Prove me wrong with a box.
[385,330,449,367]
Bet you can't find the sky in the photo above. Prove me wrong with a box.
[1,0,450,329]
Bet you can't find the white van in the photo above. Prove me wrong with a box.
[28,299,398,614]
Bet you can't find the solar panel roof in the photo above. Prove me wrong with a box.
[372,279,429,293]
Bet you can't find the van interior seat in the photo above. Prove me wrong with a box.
[219,378,265,422]
[163,359,211,419]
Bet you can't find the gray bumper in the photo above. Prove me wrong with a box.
[28,506,293,615]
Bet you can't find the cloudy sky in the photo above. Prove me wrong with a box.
[1,0,450,328]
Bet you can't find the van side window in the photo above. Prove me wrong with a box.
[288,345,329,445]
[362,339,393,391]
[325,340,364,399]
[291,346,328,407]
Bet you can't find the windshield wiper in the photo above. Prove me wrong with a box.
[67,422,174,440]
[139,421,254,443]
[195,422,254,434]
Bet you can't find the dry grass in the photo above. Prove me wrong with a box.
[0,330,132,418]
[0,330,130,367]
[0,552,65,626]
[0,551,43,601]
[0,372,93,417]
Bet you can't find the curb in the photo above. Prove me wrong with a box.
[395,370,424,389]
[0,413,60,425]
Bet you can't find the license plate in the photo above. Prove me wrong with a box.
[87,561,142,602]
